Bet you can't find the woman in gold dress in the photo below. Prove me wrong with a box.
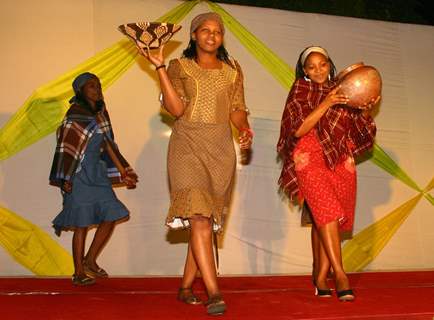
[138,12,252,315]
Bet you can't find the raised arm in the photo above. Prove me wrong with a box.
[137,46,186,117]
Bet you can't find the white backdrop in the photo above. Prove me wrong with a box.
[0,0,433,276]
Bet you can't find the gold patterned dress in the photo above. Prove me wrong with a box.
[165,57,247,232]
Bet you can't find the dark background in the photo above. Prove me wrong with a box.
[213,0,434,26]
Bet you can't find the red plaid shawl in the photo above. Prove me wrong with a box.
[49,103,131,188]
[277,78,376,202]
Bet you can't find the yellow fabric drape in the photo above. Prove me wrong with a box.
[342,146,432,271]
[0,206,74,275]
[342,194,423,271]
[370,144,422,192]
[0,0,198,276]
[0,0,199,161]
[206,1,295,90]
[0,41,136,161]
[423,177,434,205]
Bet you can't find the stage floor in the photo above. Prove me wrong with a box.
[1,271,434,319]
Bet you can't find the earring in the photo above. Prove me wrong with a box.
[304,75,311,82]
[328,74,331,81]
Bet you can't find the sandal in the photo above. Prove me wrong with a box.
[83,261,108,278]
[337,289,355,301]
[315,286,332,298]
[205,294,226,316]
[177,287,202,305]
[72,274,96,286]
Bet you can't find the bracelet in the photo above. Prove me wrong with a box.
[240,127,254,137]
[155,64,166,70]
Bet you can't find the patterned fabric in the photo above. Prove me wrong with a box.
[52,132,130,236]
[165,58,247,232]
[118,22,181,49]
[294,130,356,231]
[277,78,376,201]
[167,58,247,122]
[49,103,131,188]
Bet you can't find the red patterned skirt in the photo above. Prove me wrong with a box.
[293,130,356,232]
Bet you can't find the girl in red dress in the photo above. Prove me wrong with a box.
[277,46,378,301]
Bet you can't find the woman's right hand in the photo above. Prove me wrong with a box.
[322,86,349,109]
[136,44,165,68]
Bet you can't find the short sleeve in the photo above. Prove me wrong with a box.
[231,60,248,113]
[167,59,187,102]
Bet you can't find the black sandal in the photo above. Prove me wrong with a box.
[205,294,226,316]
[315,286,332,297]
[177,287,202,305]
[337,289,355,301]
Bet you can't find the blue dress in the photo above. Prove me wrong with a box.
[53,131,129,235]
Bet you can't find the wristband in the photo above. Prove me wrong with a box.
[155,64,166,70]
[240,127,254,137]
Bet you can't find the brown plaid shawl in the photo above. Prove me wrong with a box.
[277,78,376,202]
[49,103,131,188]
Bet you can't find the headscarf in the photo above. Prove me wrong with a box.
[190,12,225,35]
[300,46,329,66]
[69,72,98,104]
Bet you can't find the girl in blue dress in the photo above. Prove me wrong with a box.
[50,72,138,285]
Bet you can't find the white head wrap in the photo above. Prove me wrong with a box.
[300,46,329,65]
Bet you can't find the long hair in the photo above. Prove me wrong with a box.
[295,48,337,80]
[182,39,234,68]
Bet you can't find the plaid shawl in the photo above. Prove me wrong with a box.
[49,103,131,188]
[277,78,376,202]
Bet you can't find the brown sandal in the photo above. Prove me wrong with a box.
[177,287,202,305]
[205,294,226,315]
[83,261,108,278]
[72,274,96,286]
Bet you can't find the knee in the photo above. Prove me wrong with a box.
[103,220,116,227]
[189,216,212,235]
[74,227,88,235]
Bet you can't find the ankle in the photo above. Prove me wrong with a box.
[84,258,98,267]
[179,287,193,293]
[315,278,329,289]
[206,292,223,304]
[335,275,350,290]
[73,271,87,278]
